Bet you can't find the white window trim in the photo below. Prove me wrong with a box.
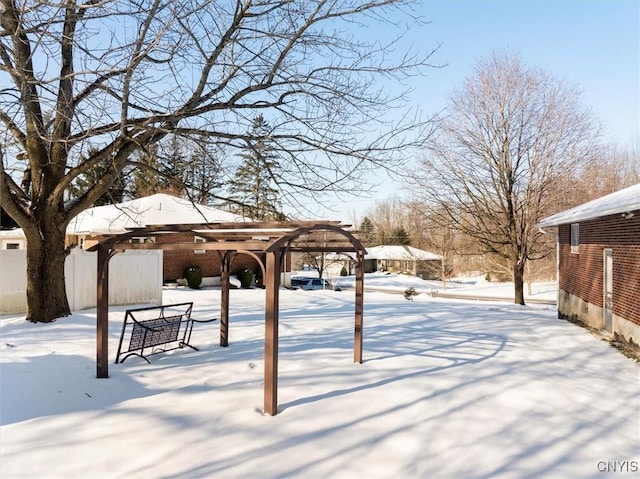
[2,239,24,250]
[194,236,206,254]
[130,236,156,244]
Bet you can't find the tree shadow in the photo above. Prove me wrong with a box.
[0,353,158,425]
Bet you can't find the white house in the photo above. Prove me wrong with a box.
[0,229,26,250]
[2,194,256,281]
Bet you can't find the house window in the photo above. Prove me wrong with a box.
[79,236,86,250]
[130,236,156,244]
[194,236,206,254]
[2,239,24,250]
[570,223,579,254]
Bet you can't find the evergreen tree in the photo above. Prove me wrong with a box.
[129,137,223,203]
[158,136,188,196]
[228,115,282,220]
[183,144,225,205]
[389,226,411,245]
[130,143,164,198]
[1,206,19,230]
[68,148,127,205]
[358,216,376,246]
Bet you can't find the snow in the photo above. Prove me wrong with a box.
[1,276,639,479]
[66,193,248,235]
[538,183,640,227]
[0,229,24,238]
[365,244,442,261]
[335,271,557,301]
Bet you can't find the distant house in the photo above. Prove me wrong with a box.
[0,229,26,250]
[66,193,261,282]
[364,245,442,279]
[539,184,640,349]
[3,194,262,282]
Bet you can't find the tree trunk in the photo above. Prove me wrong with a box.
[513,260,526,306]
[24,223,71,323]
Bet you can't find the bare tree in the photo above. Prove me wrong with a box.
[366,197,407,244]
[578,140,640,198]
[0,0,437,322]
[405,201,457,288]
[300,252,327,279]
[410,52,600,305]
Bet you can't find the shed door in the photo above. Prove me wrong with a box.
[603,249,613,332]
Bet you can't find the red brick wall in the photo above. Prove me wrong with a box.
[85,233,264,282]
[162,250,262,281]
[153,233,262,281]
[558,211,640,325]
[83,232,298,282]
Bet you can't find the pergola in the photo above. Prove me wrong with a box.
[89,220,366,415]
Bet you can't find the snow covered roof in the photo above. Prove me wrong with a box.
[67,194,249,235]
[364,245,441,261]
[0,228,24,238]
[538,183,640,227]
[319,252,356,261]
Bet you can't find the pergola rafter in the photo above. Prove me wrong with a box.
[89,221,366,415]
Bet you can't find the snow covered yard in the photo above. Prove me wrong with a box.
[1,286,638,479]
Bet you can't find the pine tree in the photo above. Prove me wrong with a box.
[130,143,164,198]
[183,144,224,205]
[67,148,127,205]
[389,227,411,245]
[129,137,223,203]
[228,115,282,220]
[1,206,19,230]
[158,136,188,196]
[358,217,377,246]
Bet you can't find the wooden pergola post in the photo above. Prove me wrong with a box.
[264,250,281,415]
[96,246,112,378]
[219,251,233,347]
[354,249,364,363]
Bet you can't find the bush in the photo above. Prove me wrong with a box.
[404,286,418,301]
[237,268,255,288]
[340,266,348,276]
[254,268,264,288]
[183,265,202,289]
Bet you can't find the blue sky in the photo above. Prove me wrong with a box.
[320,0,639,222]
[416,0,638,143]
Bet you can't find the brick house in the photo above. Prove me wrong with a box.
[67,193,263,282]
[539,184,640,348]
[363,245,442,279]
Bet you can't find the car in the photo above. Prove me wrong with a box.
[290,277,341,291]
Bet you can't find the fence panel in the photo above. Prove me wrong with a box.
[0,249,163,315]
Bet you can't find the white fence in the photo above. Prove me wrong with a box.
[0,248,163,315]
